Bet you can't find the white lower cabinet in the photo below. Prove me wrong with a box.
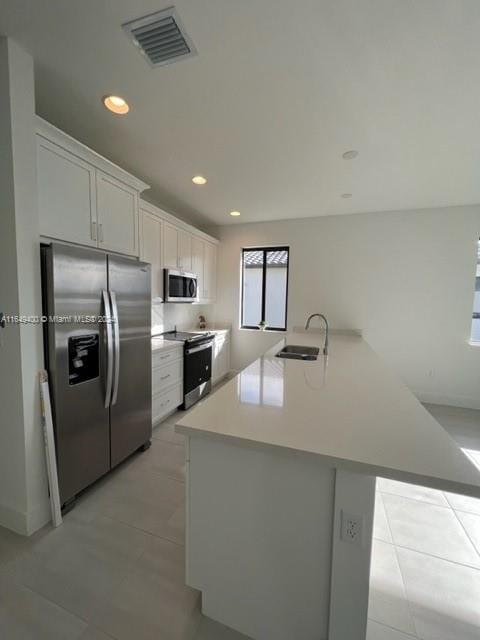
[152,346,183,424]
[152,358,182,391]
[212,333,231,384]
[153,383,183,425]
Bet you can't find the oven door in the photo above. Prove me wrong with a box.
[183,341,213,409]
[165,269,198,302]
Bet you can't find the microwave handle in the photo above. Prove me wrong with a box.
[189,279,197,298]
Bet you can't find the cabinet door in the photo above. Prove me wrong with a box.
[140,210,163,300]
[191,236,205,300]
[178,230,192,272]
[213,337,230,383]
[212,339,220,383]
[204,242,217,302]
[163,223,179,268]
[37,136,96,246]
[96,171,139,257]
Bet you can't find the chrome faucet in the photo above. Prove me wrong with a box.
[305,313,329,355]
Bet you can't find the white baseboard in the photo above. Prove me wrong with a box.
[26,498,51,535]
[415,391,480,411]
[0,502,28,535]
[0,498,51,536]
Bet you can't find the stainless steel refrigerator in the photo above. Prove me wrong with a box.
[41,243,152,507]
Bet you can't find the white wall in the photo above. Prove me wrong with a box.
[213,206,480,409]
[152,302,216,335]
[0,38,49,534]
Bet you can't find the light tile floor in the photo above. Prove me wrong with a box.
[0,400,478,639]
[370,404,480,640]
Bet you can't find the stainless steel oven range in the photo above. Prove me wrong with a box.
[161,331,214,409]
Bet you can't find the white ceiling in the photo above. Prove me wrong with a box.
[1,0,480,228]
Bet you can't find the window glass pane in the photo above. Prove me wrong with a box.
[265,249,288,329]
[242,250,263,326]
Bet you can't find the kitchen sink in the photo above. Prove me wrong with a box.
[276,345,319,361]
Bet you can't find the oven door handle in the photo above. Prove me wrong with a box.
[185,342,213,355]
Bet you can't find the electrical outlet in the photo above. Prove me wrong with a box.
[340,510,364,545]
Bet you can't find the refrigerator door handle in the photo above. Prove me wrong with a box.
[110,291,120,406]
[102,290,114,408]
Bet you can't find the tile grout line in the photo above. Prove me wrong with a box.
[4,574,93,632]
[443,491,480,517]
[101,513,186,549]
[378,492,420,639]
[378,488,450,510]
[372,533,480,573]
[378,485,480,518]
[450,507,480,563]
[367,617,419,639]
[379,489,480,570]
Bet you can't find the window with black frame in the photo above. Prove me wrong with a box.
[241,247,289,331]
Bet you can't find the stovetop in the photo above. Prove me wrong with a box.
[160,330,213,344]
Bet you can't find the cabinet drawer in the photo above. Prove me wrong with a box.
[152,359,183,394]
[153,384,183,424]
[152,348,182,369]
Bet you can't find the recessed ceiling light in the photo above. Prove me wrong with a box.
[341,193,352,199]
[192,176,207,185]
[342,150,358,160]
[229,211,241,217]
[103,95,130,115]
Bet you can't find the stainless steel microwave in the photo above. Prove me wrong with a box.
[164,269,198,302]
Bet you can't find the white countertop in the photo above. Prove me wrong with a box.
[176,331,480,497]
[151,337,183,353]
[151,327,230,353]
[185,327,231,337]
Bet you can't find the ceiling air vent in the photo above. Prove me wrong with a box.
[123,7,197,67]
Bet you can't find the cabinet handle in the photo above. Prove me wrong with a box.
[160,354,170,360]
[91,221,97,241]
[160,398,171,408]
[99,223,104,242]
[160,374,171,381]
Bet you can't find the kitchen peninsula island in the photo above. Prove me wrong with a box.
[175,331,480,640]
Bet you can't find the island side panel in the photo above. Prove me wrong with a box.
[186,435,336,640]
[329,470,376,640]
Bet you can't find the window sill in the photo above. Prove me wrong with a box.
[468,340,480,347]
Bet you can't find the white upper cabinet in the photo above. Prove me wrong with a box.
[96,171,138,257]
[140,200,219,305]
[178,230,193,272]
[164,223,179,269]
[37,137,96,247]
[204,241,217,303]
[163,224,193,272]
[140,209,163,300]
[191,236,205,298]
[36,117,148,257]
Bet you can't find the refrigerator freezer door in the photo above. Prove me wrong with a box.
[42,244,110,505]
[108,255,152,467]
